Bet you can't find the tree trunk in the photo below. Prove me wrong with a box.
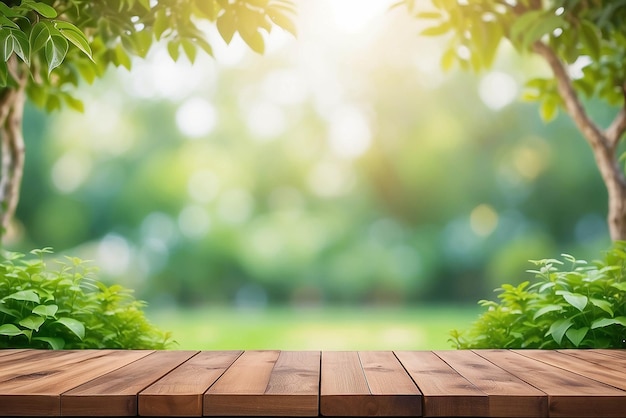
[533,42,626,241]
[0,83,26,240]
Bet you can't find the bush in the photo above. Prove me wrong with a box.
[451,243,626,349]
[0,248,174,349]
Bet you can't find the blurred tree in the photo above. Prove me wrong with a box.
[401,0,626,240]
[0,0,295,238]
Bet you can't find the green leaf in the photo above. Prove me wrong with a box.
[268,6,296,36]
[19,315,45,331]
[33,336,64,349]
[9,29,30,65]
[239,29,264,54]
[137,0,151,10]
[0,3,21,19]
[181,38,197,63]
[421,21,451,36]
[55,317,85,340]
[27,1,58,18]
[0,15,20,30]
[195,0,217,20]
[32,304,58,318]
[589,298,614,316]
[579,20,600,61]
[217,8,237,44]
[153,10,169,40]
[539,97,558,122]
[522,15,564,49]
[416,11,442,19]
[4,290,40,303]
[591,316,626,329]
[0,302,18,317]
[510,10,544,47]
[548,317,573,345]
[167,39,180,61]
[45,93,61,112]
[193,37,213,57]
[45,34,69,74]
[29,21,51,53]
[440,46,456,72]
[565,326,588,347]
[63,94,84,112]
[0,323,23,336]
[113,43,131,70]
[558,291,588,312]
[0,28,15,62]
[611,282,626,291]
[532,304,563,320]
[0,59,7,87]
[54,21,93,60]
[130,30,152,58]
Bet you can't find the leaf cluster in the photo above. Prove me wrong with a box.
[0,0,295,112]
[451,243,626,349]
[0,248,173,349]
[403,0,626,121]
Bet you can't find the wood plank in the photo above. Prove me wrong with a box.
[0,349,101,380]
[516,349,626,391]
[321,351,420,416]
[437,350,546,417]
[61,351,197,416]
[478,349,626,418]
[205,350,320,416]
[395,350,488,417]
[560,349,626,374]
[589,349,626,360]
[265,351,320,416]
[0,349,25,357]
[139,351,242,417]
[358,351,422,416]
[0,350,115,416]
[320,351,369,417]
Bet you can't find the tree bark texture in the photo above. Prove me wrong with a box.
[0,60,27,239]
[533,42,626,241]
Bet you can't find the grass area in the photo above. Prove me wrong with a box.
[147,304,482,350]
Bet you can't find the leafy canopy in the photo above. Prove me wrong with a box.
[451,244,626,349]
[0,0,295,112]
[0,248,173,349]
[403,0,626,121]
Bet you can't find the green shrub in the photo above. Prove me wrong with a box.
[0,248,174,349]
[451,243,626,349]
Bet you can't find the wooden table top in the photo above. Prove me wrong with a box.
[0,349,625,417]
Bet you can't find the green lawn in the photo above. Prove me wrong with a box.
[147,305,482,350]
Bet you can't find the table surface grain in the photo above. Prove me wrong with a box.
[0,349,625,417]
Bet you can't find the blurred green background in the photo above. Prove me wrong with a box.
[12,1,611,349]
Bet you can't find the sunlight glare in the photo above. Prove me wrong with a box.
[262,69,308,105]
[478,71,518,110]
[97,234,132,276]
[308,160,355,198]
[245,101,287,141]
[188,169,220,203]
[329,0,394,34]
[125,49,212,100]
[176,97,218,138]
[470,204,499,237]
[179,205,211,239]
[328,105,372,159]
[217,189,255,224]
[51,151,92,194]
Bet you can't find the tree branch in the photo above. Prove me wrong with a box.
[606,84,626,148]
[0,64,28,239]
[532,42,609,152]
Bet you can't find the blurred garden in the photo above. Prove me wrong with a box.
[4,0,617,349]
